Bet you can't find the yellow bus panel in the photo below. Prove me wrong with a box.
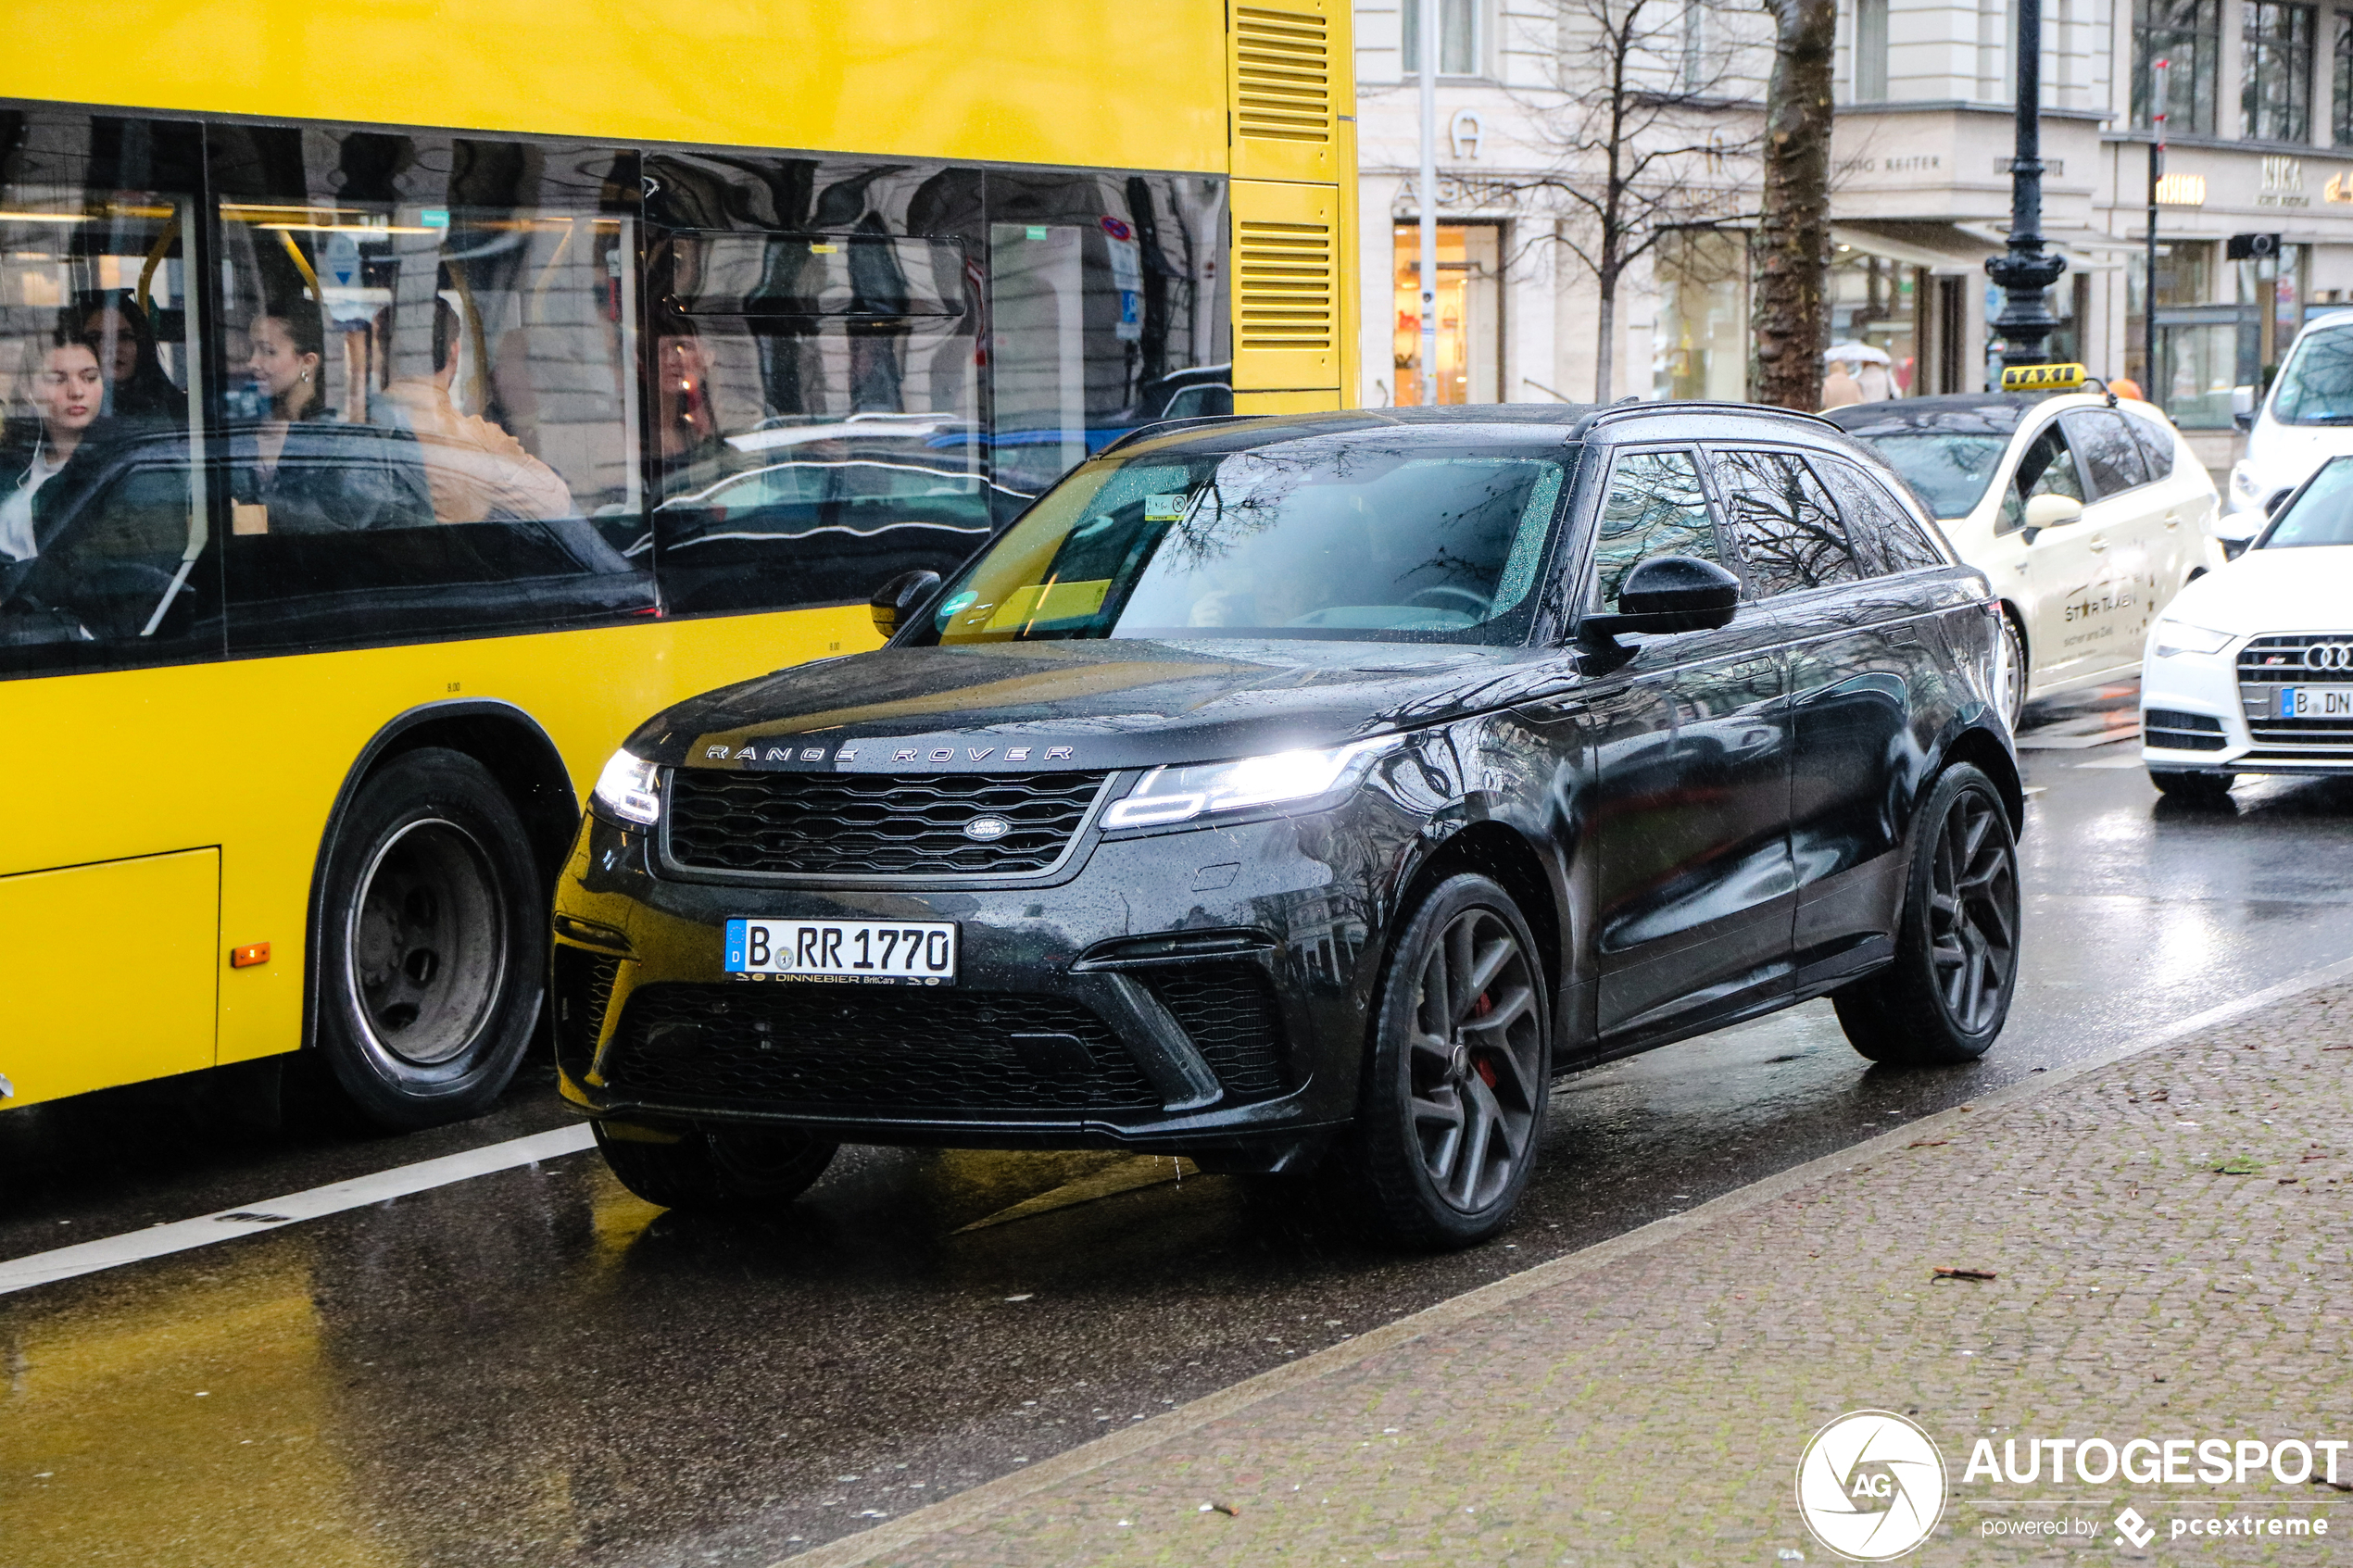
[0,848,219,1106]
[0,0,1229,174]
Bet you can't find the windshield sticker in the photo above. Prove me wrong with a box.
[1143,493,1188,521]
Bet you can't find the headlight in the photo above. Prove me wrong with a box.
[2150,620,2233,659]
[591,748,663,826]
[2230,464,2259,502]
[1101,737,1403,829]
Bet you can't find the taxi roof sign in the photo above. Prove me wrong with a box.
[1999,362,2088,392]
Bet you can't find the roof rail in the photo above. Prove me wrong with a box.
[1569,399,1845,440]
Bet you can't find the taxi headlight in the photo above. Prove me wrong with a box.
[2230,464,2259,502]
[591,748,663,826]
[1101,737,1403,829]
[2150,620,2233,659]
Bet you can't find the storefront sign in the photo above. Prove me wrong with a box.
[2156,172,2207,207]
[2326,171,2353,204]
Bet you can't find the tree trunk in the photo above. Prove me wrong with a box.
[1594,281,1617,401]
[1752,0,1837,410]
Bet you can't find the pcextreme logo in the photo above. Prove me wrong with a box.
[1796,1411,1949,1561]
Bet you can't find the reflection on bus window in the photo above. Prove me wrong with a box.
[208,126,650,652]
[2,122,212,678]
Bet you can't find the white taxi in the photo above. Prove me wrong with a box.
[2141,453,2353,802]
[1826,381,2223,727]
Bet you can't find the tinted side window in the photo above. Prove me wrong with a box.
[2063,409,2150,498]
[2,113,216,680]
[2125,412,2177,480]
[1816,458,1948,575]
[1997,421,2082,534]
[208,127,652,654]
[1707,448,1862,596]
[1589,448,1719,610]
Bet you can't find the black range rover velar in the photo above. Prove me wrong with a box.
[554,405,2025,1247]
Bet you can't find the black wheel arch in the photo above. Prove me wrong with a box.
[1381,815,1567,1014]
[1930,721,2027,837]
[303,699,579,1050]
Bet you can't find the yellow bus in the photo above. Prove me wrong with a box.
[0,1,1357,1129]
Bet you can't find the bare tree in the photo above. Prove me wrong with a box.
[1751,0,1836,409]
[1501,0,1761,400]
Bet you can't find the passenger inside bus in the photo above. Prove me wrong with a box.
[371,297,573,524]
[78,293,186,425]
[233,302,431,533]
[1,325,110,564]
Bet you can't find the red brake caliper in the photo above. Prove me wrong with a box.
[1470,992,1499,1086]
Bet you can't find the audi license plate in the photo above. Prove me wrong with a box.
[2278,685,2353,719]
[724,919,957,985]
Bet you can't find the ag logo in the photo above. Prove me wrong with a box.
[1795,1411,1946,1561]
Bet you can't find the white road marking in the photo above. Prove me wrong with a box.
[0,1123,595,1298]
[2074,755,2146,769]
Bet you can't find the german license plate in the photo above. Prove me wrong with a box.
[724,919,957,985]
[2278,685,2353,719]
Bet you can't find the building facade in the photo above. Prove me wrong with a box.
[1355,0,2353,473]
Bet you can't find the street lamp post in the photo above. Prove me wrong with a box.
[1984,0,2068,370]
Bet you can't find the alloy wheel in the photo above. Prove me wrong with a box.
[1928,788,2019,1034]
[1405,908,1544,1212]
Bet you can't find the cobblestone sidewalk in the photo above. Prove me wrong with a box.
[799,982,2353,1566]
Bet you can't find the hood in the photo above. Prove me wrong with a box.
[630,639,1579,774]
[2160,545,2353,633]
[2235,420,2353,516]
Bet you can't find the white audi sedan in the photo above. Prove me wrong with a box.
[1828,392,2224,728]
[2142,454,2353,802]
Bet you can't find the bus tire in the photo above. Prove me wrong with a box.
[313,746,542,1130]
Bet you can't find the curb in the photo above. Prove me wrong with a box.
[779,952,2353,1566]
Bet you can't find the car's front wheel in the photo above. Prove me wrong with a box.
[1346,873,1551,1249]
[594,1122,838,1212]
[1834,762,2020,1066]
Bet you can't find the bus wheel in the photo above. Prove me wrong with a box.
[315,746,542,1130]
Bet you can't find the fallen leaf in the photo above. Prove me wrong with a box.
[1933,1266,1997,1282]
[1907,1138,1949,1148]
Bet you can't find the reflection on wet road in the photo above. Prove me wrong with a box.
[4,684,2350,1565]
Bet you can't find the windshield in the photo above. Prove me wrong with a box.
[919,434,1570,645]
[2263,456,2353,546]
[2270,328,2353,425]
[1842,431,2009,519]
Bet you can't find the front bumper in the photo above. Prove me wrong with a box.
[2141,638,2353,777]
[549,797,1410,1165]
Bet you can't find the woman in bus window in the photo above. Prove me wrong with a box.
[233,302,431,533]
[1,326,109,563]
[79,293,186,425]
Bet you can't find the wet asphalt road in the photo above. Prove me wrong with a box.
[4,681,2352,1567]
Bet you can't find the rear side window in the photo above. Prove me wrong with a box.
[1815,458,1948,575]
[1707,448,1862,596]
[2125,413,2176,481]
[1589,447,1720,610]
[2062,409,2150,498]
[1998,422,2083,534]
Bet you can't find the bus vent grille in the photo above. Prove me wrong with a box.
[1235,6,1332,144]
[1237,221,1336,350]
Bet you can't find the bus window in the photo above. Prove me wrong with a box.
[208,127,652,653]
[644,155,994,618]
[987,171,1230,503]
[1,116,216,678]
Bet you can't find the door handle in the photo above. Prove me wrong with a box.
[1886,622,1920,646]
[2086,536,2108,552]
[2163,513,2182,530]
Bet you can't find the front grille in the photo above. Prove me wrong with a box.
[665,769,1111,878]
[551,946,622,1082]
[2238,633,2353,753]
[598,983,1161,1113]
[2143,709,2228,752]
[1147,964,1291,1099]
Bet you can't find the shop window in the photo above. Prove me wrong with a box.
[2,114,216,680]
[2243,0,2317,142]
[2133,0,2220,134]
[1392,223,1501,406]
[1854,0,1891,101]
[1829,249,1917,398]
[208,127,651,654]
[1653,230,1747,402]
[2336,13,2353,145]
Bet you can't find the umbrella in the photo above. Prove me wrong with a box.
[1824,341,1894,367]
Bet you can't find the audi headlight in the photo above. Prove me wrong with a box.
[2150,620,2233,659]
[591,748,663,826]
[1101,737,1403,829]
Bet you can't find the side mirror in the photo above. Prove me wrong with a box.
[2264,487,2291,517]
[2022,493,2084,532]
[870,568,942,638]
[2232,385,2257,432]
[1579,555,1741,641]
